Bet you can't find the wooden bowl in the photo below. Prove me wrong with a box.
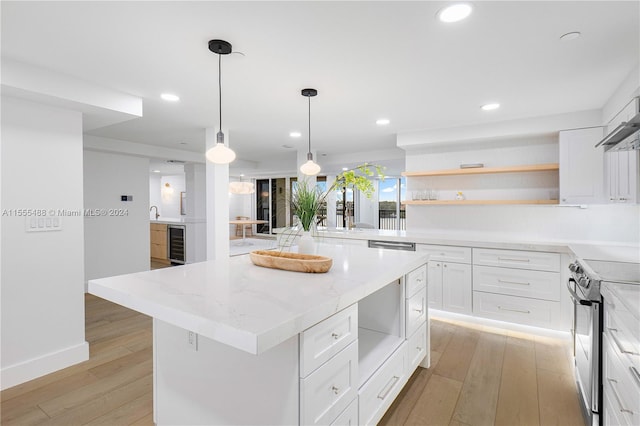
[249,250,333,273]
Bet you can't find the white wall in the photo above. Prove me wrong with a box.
[149,174,161,217]
[602,63,640,124]
[1,96,88,389]
[159,175,185,219]
[404,135,640,245]
[406,135,560,202]
[83,150,150,283]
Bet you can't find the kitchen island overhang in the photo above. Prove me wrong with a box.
[89,243,430,425]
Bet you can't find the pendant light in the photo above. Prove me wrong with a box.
[206,39,236,164]
[229,180,255,194]
[300,88,321,176]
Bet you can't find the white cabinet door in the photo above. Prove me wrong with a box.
[606,150,639,203]
[442,262,472,314]
[427,262,443,310]
[559,127,605,204]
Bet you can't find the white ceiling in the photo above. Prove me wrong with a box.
[2,1,638,175]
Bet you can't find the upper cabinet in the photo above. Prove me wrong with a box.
[602,97,640,203]
[559,127,605,204]
[605,150,639,203]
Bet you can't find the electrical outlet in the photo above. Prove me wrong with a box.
[187,331,198,351]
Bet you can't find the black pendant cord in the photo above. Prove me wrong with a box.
[308,95,311,155]
[218,53,222,135]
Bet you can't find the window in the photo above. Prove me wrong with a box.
[378,177,406,230]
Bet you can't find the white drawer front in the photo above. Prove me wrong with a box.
[473,265,560,301]
[406,264,427,298]
[407,323,427,372]
[416,244,471,264]
[603,333,640,423]
[603,285,640,368]
[301,304,358,377]
[330,397,358,426]
[472,248,560,272]
[301,341,358,426]
[406,288,427,337]
[359,343,407,426]
[604,310,640,373]
[473,291,560,329]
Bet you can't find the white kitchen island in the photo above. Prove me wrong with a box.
[89,243,429,425]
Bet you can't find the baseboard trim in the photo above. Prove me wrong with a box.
[1,341,89,390]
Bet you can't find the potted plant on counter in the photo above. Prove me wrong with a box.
[290,163,385,253]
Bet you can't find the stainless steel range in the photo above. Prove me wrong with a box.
[567,258,640,426]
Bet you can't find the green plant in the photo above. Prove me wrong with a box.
[290,180,324,232]
[290,163,385,231]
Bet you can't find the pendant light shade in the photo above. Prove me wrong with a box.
[206,141,236,164]
[300,88,321,176]
[229,181,255,194]
[206,39,236,165]
[300,158,322,176]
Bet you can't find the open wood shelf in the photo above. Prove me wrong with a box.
[401,163,559,177]
[402,199,559,205]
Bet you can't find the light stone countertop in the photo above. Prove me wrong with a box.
[150,217,206,224]
[89,243,428,355]
[313,228,640,261]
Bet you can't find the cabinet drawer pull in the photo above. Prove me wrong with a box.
[412,307,424,314]
[415,276,423,282]
[608,379,634,414]
[331,385,340,395]
[630,367,640,389]
[498,305,530,314]
[497,256,530,263]
[608,328,640,356]
[331,332,341,340]
[377,375,400,400]
[416,346,422,351]
[498,279,530,286]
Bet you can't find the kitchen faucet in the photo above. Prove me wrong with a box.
[150,205,159,220]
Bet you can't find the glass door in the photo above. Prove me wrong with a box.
[256,179,270,234]
[377,177,406,230]
[336,185,354,229]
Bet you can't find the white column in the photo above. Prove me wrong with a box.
[284,177,291,227]
[206,128,230,260]
[185,163,206,220]
[326,175,337,228]
[185,163,207,263]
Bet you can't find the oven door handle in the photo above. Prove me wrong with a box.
[566,278,592,306]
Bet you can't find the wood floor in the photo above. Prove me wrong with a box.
[1,294,154,426]
[380,318,583,426]
[1,297,583,426]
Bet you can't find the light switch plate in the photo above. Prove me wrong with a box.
[26,215,62,232]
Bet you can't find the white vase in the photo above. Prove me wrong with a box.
[298,230,315,254]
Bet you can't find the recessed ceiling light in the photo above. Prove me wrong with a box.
[152,170,161,173]
[161,93,180,102]
[289,131,302,138]
[376,118,390,126]
[560,32,581,42]
[481,103,500,111]
[342,167,349,171]
[240,174,245,177]
[438,3,473,23]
